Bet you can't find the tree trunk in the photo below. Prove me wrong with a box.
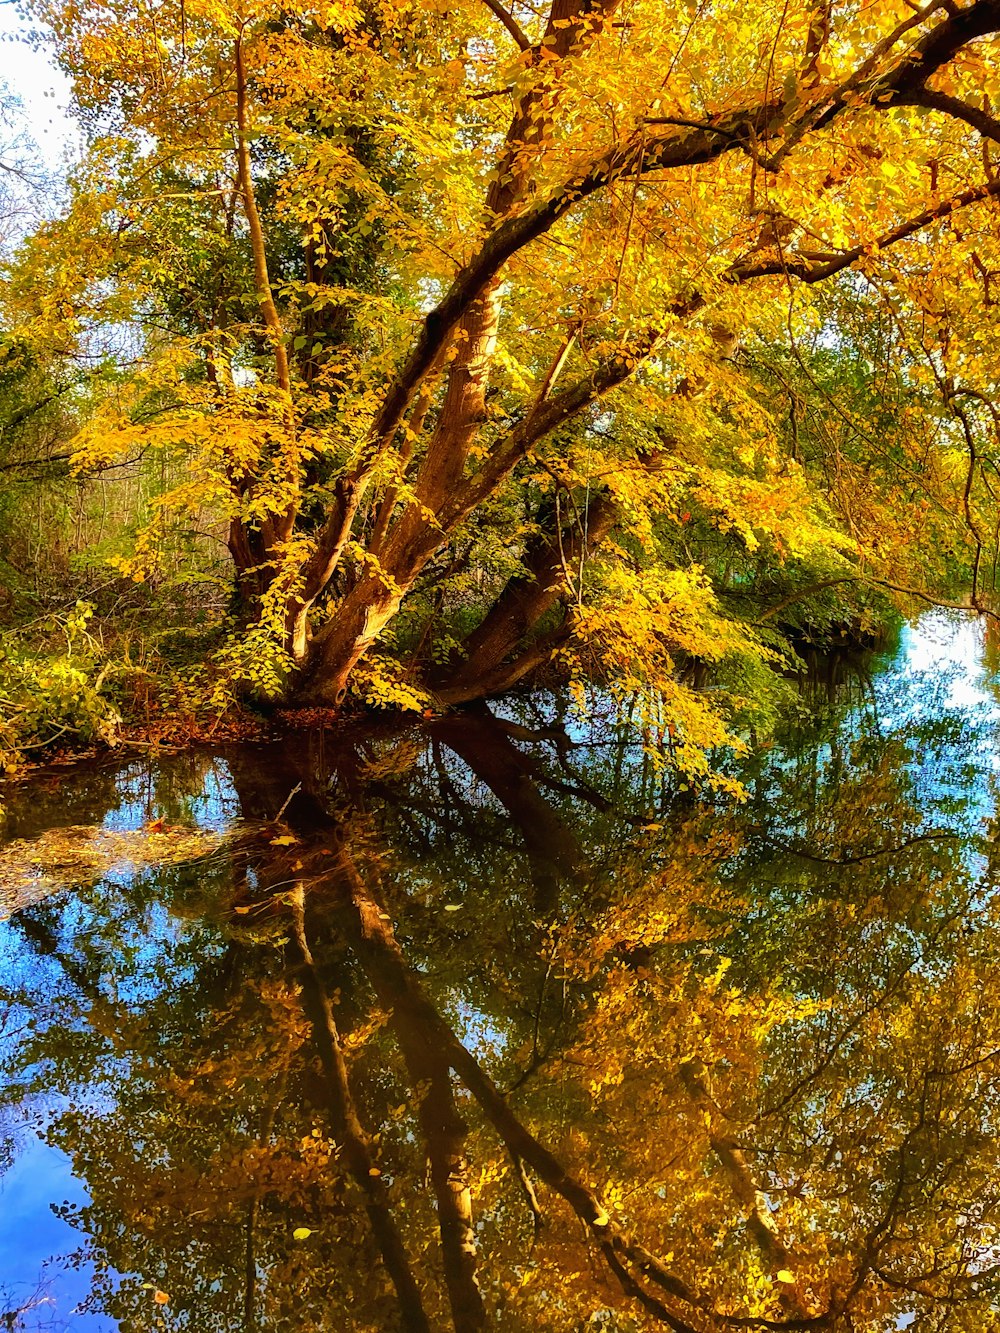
[286,1,624,706]
[438,490,618,702]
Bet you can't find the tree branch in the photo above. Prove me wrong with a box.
[234,33,290,396]
[364,0,1000,469]
[741,177,1000,284]
[901,85,1000,142]
[481,0,531,50]
[754,577,861,621]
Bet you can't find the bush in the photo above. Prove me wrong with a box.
[0,601,121,774]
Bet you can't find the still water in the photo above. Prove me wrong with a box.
[1,611,1000,1331]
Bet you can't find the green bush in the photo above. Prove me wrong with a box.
[0,601,121,774]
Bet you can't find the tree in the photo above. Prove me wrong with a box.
[10,0,1000,724]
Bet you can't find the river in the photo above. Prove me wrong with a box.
[1,610,999,1331]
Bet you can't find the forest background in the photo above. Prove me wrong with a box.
[2,0,1000,778]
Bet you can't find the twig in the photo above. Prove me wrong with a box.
[275,782,303,823]
[511,1151,546,1242]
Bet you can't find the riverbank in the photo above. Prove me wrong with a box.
[0,579,912,789]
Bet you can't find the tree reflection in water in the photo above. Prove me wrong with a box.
[2,638,1000,1331]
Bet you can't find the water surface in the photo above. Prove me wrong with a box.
[2,612,1000,1331]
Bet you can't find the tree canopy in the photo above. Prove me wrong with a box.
[2,0,1000,755]
[0,0,997,730]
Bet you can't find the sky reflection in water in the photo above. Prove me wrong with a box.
[0,611,999,1330]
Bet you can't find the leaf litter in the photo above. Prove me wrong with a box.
[0,822,228,919]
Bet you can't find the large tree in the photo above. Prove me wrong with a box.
[11,0,1000,712]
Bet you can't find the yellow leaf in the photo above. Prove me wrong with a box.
[270,835,298,846]
[293,1227,314,1240]
[776,1270,795,1284]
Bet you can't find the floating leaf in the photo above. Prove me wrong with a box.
[776,1270,795,1284]
[270,834,298,846]
[153,1291,170,1305]
[293,1227,314,1241]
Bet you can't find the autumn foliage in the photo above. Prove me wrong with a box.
[2,0,1000,750]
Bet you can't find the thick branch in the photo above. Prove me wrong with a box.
[900,86,1000,142]
[437,622,576,703]
[366,0,1000,459]
[442,490,618,697]
[738,177,1000,284]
